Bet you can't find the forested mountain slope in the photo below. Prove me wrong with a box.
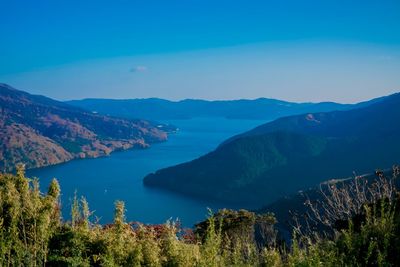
[144,93,400,206]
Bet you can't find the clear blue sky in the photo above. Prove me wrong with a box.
[0,0,399,102]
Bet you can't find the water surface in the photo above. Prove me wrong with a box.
[27,118,267,227]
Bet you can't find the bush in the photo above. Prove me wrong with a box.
[0,165,399,266]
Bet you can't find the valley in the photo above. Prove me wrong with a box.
[26,117,268,226]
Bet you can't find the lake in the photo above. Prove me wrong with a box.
[27,117,268,227]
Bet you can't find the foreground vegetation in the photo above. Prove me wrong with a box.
[1,165,399,266]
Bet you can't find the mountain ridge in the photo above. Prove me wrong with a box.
[66,96,374,121]
[143,92,400,207]
[0,84,168,171]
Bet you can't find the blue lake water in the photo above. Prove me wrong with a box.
[27,117,267,227]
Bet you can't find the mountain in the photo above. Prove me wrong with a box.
[66,97,375,121]
[0,84,168,171]
[143,92,399,207]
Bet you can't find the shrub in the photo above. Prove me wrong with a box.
[1,165,399,266]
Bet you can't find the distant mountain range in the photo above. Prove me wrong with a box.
[143,92,399,207]
[0,84,168,171]
[66,97,377,121]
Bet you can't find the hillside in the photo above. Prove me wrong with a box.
[66,97,374,121]
[143,92,400,206]
[0,84,168,171]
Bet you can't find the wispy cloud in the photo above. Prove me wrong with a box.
[129,66,148,73]
[377,55,394,61]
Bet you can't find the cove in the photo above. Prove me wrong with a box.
[27,117,268,227]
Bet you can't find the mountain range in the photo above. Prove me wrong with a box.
[143,92,399,207]
[0,84,168,171]
[66,97,376,121]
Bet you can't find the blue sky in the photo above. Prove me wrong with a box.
[0,0,399,102]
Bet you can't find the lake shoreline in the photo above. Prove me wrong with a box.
[26,118,268,226]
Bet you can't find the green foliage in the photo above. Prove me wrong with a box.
[0,164,61,266]
[260,248,282,267]
[334,198,400,266]
[1,167,400,266]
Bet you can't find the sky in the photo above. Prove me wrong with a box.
[0,0,399,103]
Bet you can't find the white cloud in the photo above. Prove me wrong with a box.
[130,66,148,72]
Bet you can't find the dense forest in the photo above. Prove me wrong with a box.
[1,165,400,266]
